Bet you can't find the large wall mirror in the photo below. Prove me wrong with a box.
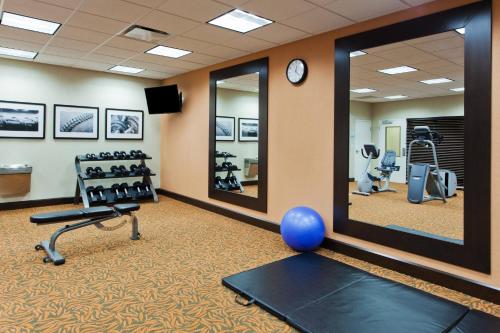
[334,2,491,273]
[209,58,268,212]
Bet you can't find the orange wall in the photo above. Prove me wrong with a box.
[161,0,500,288]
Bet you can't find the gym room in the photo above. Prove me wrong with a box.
[0,0,498,332]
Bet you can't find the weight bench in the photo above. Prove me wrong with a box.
[31,203,141,265]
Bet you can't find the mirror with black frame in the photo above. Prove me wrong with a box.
[334,1,491,273]
[209,58,268,212]
[348,30,465,244]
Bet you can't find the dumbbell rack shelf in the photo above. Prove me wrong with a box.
[74,154,158,208]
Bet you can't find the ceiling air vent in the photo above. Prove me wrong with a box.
[122,25,168,43]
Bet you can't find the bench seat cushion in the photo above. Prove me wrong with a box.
[31,206,114,224]
[114,203,140,214]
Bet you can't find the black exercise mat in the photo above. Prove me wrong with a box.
[222,252,369,319]
[448,310,500,333]
[222,252,477,333]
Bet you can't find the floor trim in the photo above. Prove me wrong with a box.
[0,196,74,211]
[159,189,499,305]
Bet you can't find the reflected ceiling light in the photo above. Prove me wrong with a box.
[450,87,465,92]
[455,27,465,35]
[0,12,60,34]
[384,95,407,100]
[146,45,191,58]
[208,9,272,33]
[350,88,376,93]
[216,80,225,85]
[420,78,453,85]
[350,51,366,57]
[109,65,144,74]
[378,66,417,75]
[0,46,37,59]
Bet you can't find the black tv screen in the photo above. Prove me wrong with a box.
[145,84,182,114]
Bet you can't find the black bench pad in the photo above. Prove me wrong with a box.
[114,203,140,214]
[449,310,500,333]
[31,206,114,224]
[287,276,468,333]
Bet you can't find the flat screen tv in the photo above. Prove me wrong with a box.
[144,84,182,114]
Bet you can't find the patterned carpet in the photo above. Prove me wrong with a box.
[0,197,497,332]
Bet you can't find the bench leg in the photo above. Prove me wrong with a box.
[130,214,140,240]
[35,240,65,265]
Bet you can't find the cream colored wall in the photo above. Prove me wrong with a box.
[216,88,259,181]
[161,0,500,288]
[0,59,161,202]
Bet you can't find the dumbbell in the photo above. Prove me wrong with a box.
[94,166,105,178]
[120,183,132,198]
[85,153,97,160]
[222,162,232,169]
[130,164,142,175]
[214,176,224,189]
[94,186,107,202]
[140,164,151,176]
[99,152,112,160]
[130,150,146,159]
[110,165,123,176]
[86,167,98,178]
[133,181,145,198]
[118,165,130,176]
[86,186,98,203]
[141,182,153,198]
[111,183,125,201]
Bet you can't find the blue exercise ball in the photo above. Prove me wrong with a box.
[280,206,325,251]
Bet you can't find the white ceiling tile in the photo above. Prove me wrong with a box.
[0,25,52,44]
[124,0,168,8]
[220,35,276,52]
[4,0,73,23]
[66,12,131,34]
[0,37,45,52]
[282,7,352,34]
[202,45,247,59]
[140,69,171,79]
[158,0,232,22]
[74,60,114,70]
[55,26,112,44]
[247,23,309,44]
[240,0,315,21]
[136,10,200,35]
[48,36,99,52]
[215,0,248,6]
[403,0,434,6]
[181,52,226,65]
[83,52,124,64]
[164,58,205,70]
[161,36,212,52]
[106,36,154,52]
[94,45,138,59]
[35,0,82,9]
[323,0,408,22]
[305,0,335,5]
[35,53,79,66]
[78,0,151,23]
[41,45,87,58]
[182,23,242,44]
[124,58,186,74]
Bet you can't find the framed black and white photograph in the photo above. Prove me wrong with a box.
[216,116,235,141]
[0,100,46,139]
[238,118,259,142]
[105,108,144,140]
[54,104,99,139]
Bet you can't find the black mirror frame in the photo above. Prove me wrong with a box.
[209,57,268,212]
[334,1,491,273]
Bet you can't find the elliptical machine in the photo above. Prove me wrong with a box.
[353,144,400,196]
[407,126,457,204]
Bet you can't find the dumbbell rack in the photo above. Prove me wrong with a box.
[74,154,158,208]
[215,152,244,192]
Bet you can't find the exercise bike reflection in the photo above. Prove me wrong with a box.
[353,144,400,196]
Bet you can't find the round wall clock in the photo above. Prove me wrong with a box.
[286,58,308,85]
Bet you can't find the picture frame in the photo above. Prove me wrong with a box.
[53,104,99,139]
[215,116,235,141]
[0,100,46,139]
[105,108,144,140]
[238,118,259,142]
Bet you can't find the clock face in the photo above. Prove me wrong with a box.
[287,59,307,84]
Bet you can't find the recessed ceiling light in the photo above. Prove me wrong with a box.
[0,12,60,35]
[146,45,191,58]
[455,27,465,35]
[109,65,144,74]
[208,9,272,33]
[450,87,465,92]
[350,88,376,93]
[420,78,453,85]
[384,95,407,100]
[378,66,417,75]
[123,25,168,43]
[350,51,367,58]
[0,46,37,59]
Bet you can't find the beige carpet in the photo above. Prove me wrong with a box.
[0,197,497,332]
[349,182,464,240]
